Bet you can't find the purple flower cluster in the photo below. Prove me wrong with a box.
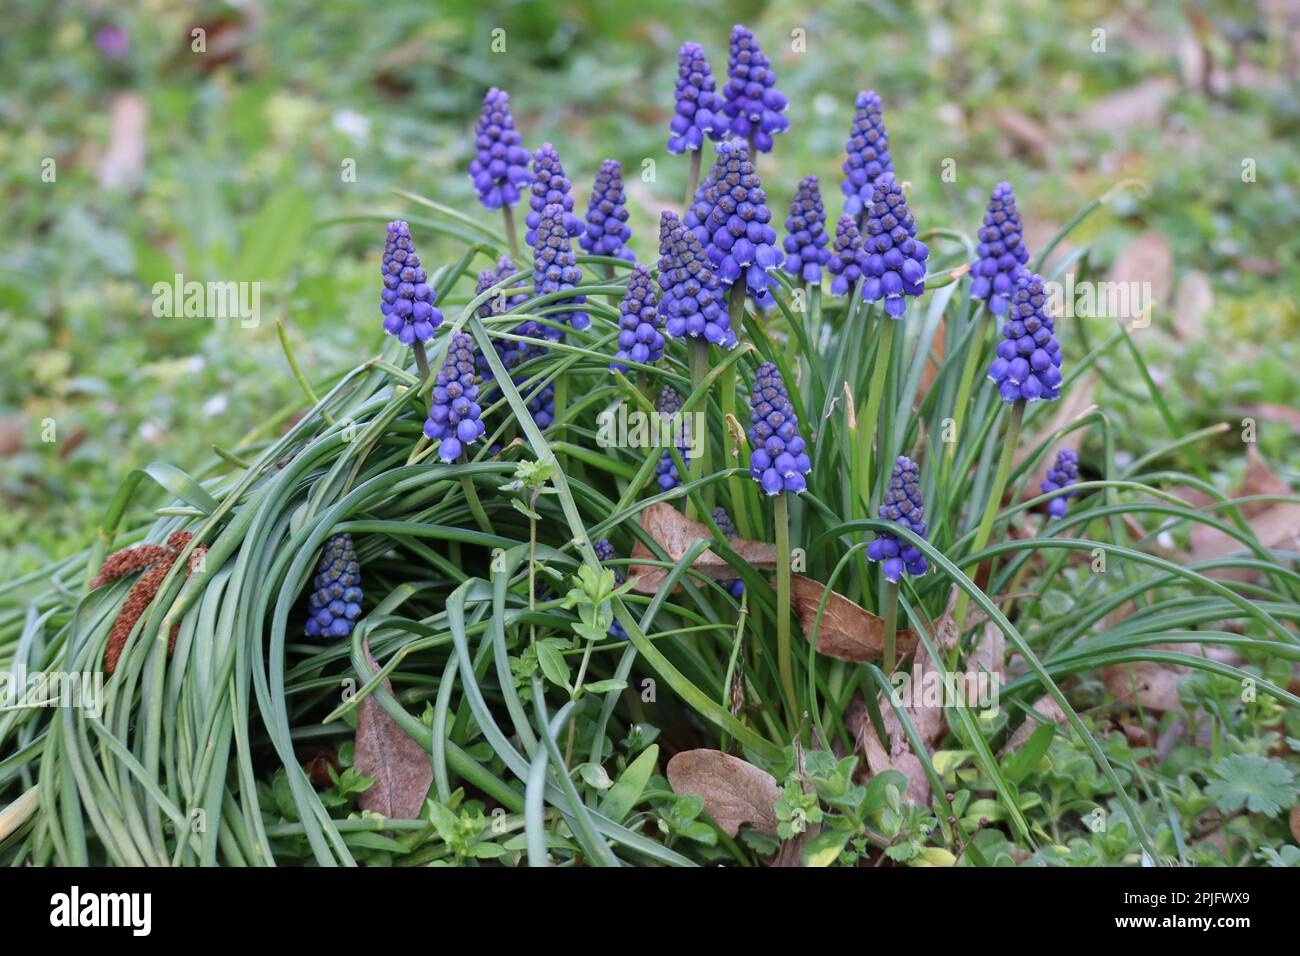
[654,386,690,492]
[380,221,443,345]
[783,176,831,283]
[970,182,1029,315]
[747,362,811,495]
[867,456,929,582]
[594,538,628,640]
[512,345,555,431]
[525,144,583,247]
[722,25,789,153]
[610,264,663,373]
[711,507,745,599]
[531,203,589,339]
[475,257,528,371]
[859,174,929,318]
[658,211,736,348]
[988,270,1063,403]
[305,533,363,639]
[687,141,783,303]
[580,160,634,262]
[1042,448,1079,517]
[827,215,865,296]
[841,91,893,219]
[668,42,726,155]
[468,88,532,210]
[424,333,486,462]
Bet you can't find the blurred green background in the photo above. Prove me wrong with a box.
[2,0,1297,573]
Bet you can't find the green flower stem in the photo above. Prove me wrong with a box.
[773,492,799,730]
[685,149,702,207]
[718,361,749,533]
[857,313,896,511]
[943,302,986,487]
[412,341,431,382]
[808,283,822,345]
[501,204,521,264]
[687,337,712,519]
[552,372,568,435]
[881,579,900,675]
[954,399,1025,634]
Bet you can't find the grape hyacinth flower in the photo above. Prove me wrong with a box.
[841,91,893,219]
[859,174,929,318]
[580,160,634,262]
[424,333,486,462]
[827,215,866,296]
[653,386,690,492]
[531,203,589,338]
[594,538,628,640]
[610,264,663,373]
[658,212,736,348]
[711,507,746,599]
[468,88,532,210]
[987,270,1063,403]
[747,362,811,495]
[783,176,831,283]
[668,42,727,154]
[1042,448,1080,517]
[867,457,929,583]
[689,141,783,304]
[970,182,1029,315]
[305,534,363,639]
[475,257,528,372]
[525,144,583,247]
[722,25,789,153]
[520,352,556,430]
[380,221,443,345]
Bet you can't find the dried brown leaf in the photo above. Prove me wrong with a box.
[918,320,946,401]
[788,575,917,663]
[1101,643,1202,713]
[628,502,776,594]
[1189,448,1300,572]
[1003,694,1070,754]
[1079,78,1175,132]
[1171,270,1213,341]
[666,749,781,837]
[992,108,1050,163]
[966,618,1005,685]
[1106,230,1173,321]
[354,643,433,820]
[98,92,147,190]
[844,599,956,806]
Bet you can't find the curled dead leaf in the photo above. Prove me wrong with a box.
[666,749,780,837]
[788,574,917,662]
[628,501,776,594]
[1290,805,1300,844]
[844,601,957,806]
[354,642,433,819]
